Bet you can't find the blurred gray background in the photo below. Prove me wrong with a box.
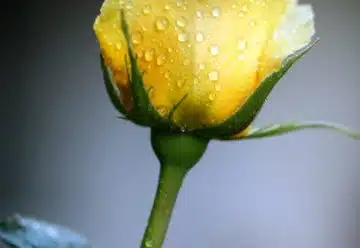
[1,0,359,247]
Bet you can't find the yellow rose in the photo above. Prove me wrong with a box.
[94,0,315,138]
[92,3,359,248]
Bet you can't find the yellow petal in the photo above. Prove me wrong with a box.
[231,124,252,139]
[259,1,315,82]
[94,0,290,128]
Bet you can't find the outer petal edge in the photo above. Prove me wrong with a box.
[100,54,128,117]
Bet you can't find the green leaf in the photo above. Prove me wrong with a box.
[0,214,90,248]
[220,121,360,140]
[100,54,127,116]
[195,39,319,139]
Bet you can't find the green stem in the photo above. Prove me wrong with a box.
[140,163,187,248]
[140,129,209,248]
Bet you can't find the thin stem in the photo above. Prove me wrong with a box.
[140,163,188,248]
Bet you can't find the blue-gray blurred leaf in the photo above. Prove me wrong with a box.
[0,214,91,248]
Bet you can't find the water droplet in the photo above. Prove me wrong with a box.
[142,4,152,15]
[183,59,190,65]
[212,7,221,17]
[144,240,153,248]
[176,16,187,27]
[115,43,122,50]
[125,3,133,10]
[241,4,248,12]
[199,63,205,70]
[177,80,184,87]
[249,20,256,27]
[135,49,143,59]
[195,32,204,42]
[131,31,143,44]
[237,40,247,50]
[208,93,215,101]
[178,32,188,42]
[156,106,168,116]
[238,54,245,61]
[156,54,166,65]
[195,10,203,19]
[155,17,169,31]
[209,45,220,56]
[144,49,155,62]
[176,0,184,7]
[164,4,171,11]
[208,71,219,81]
[215,84,221,91]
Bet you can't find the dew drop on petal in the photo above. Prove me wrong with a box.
[212,7,221,17]
[144,49,155,62]
[208,93,215,101]
[155,17,169,31]
[164,4,171,11]
[209,45,220,56]
[176,16,187,27]
[241,4,248,12]
[249,19,256,27]
[183,59,190,65]
[115,43,122,50]
[177,80,184,87]
[237,40,247,50]
[178,32,188,42]
[131,31,143,44]
[215,84,221,91]
[176,0,184,7]
[195,10,203,19]
[238,54,245,61]
[156,54,166,65]
[135,49,143,59]
[142,4,152,15]
[156,106,168,116]
[209,71,219,81]
[196,32,204,42]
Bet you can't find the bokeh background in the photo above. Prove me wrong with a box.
[1,0,359,247]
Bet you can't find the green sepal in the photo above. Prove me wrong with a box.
[219,121,360,141]
[119,10,167,128]
[151,128,210,170]
[0,214,90,248]
[194,39,319,139]
[100,54,127,117]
